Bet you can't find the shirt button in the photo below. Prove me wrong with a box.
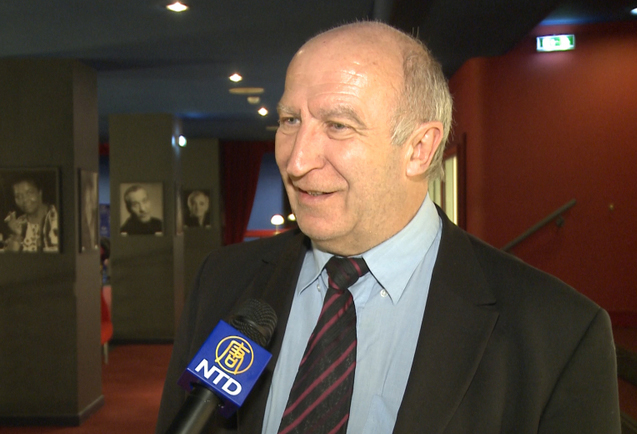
[380,289,388,298]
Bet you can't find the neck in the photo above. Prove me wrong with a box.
[318,191,428,257]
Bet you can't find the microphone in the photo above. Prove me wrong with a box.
[165,299,277,434]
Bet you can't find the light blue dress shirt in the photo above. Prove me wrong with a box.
[262,195,442,434]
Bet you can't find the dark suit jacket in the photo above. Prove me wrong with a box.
[156,210,621,433]
[120,216,163,235]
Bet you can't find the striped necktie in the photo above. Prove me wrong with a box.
[278,256,369,434]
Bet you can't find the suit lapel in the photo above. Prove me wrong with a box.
[394,212,499,433]
[236,231,309,432]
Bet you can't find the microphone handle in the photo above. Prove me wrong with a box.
[164,384,221,434]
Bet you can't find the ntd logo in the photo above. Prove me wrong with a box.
[194,360,243,396]
[215,336,254,375]
[178,321,273,417]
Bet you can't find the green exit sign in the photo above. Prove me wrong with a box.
[536,35,575,52]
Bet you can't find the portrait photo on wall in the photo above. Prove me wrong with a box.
[119,182,163,236]
[0,168,60,253]
[182,189,211,229]
[79,169,99,252]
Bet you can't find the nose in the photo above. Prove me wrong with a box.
[284,122,325,178]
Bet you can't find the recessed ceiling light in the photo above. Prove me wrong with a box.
[258,107,268,116]
[631,7,637,15]
[166,2,188,12]
[229,87,264,95]
[229,73,242,83]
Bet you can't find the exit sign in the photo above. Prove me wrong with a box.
[536,35,575,52]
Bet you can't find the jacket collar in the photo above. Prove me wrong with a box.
[393,208,499,433]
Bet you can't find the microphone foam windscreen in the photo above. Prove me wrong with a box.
[228,299,277,347]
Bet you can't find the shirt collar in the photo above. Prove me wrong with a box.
[297,195,440,303]
[362,195,439,303]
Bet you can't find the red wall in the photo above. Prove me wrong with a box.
[449,21,637,319]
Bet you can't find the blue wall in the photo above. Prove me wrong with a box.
[99,155,110,204]
[247,152,285,230]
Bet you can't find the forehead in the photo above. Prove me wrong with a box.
[128,189,148,201]
[281,33,403,112]
[13,181,38,192]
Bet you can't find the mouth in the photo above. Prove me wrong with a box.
[297,187,332,198]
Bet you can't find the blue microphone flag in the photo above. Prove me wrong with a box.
[177,320,272,417]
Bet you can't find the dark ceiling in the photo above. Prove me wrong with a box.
[2,0,635,143]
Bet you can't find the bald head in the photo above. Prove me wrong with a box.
[292,22,452,180]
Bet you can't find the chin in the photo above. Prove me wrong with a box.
[298,219,346,244]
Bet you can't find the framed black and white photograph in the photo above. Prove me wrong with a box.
[182,188,211,229]
[0,168,60,253]
[79,169,99,252]
[119,182,163,236]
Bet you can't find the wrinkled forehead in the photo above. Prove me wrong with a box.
[286,30,404,94]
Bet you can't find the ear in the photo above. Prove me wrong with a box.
[404,121,444,177]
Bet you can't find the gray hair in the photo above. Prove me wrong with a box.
[318,22,453,180]
[391,33,453,181]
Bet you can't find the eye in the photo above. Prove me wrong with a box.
[278,116,299,126]
[328,122,348,131]
[326,121,355,139]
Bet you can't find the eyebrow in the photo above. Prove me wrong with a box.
[277,103,299,117]
[276,103,368,130]
[318,105,367,129]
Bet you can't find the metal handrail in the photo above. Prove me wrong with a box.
[502,199,577,252]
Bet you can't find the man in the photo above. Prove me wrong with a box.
[157,22,620,433]
[120,184,163,235]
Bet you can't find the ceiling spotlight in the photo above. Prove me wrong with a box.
[631,7,637,15]
[178,135,187,147]
[229,73,242,83]
[258,107,268,116]
[287,213,296,222]
[166,2,188,12]
[247,96,260,104]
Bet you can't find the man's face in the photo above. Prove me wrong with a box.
[13,181,43,215]
[190,195,209,217]
[127,189,152,222]
[275,33,415,255]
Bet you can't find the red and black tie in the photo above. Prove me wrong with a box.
[278,256,369,434]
